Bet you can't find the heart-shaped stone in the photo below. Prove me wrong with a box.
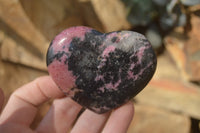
[47,26,157,114]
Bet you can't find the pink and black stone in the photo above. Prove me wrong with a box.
[47,26,157,114]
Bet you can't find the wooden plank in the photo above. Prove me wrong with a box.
[128,104,190,133]
[136,79,200,119]
[1,36,46,71]
[79,0,131,32]
[0,0,48,56]
[165,15,200,81]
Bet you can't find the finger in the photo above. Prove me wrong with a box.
[36,97,82,133]
[102,102,134,133]
[0,76,64,126]
[0,88,4,111]
[0,123,35,133]
[71,109,111,133]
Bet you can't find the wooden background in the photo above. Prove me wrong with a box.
[0,0,200,132]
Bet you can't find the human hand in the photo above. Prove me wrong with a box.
[0,76,134,133]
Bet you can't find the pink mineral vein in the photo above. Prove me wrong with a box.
[48,60,76,94]
[102,45,116,57]
[52,26,92,53]
[105,79,121,90]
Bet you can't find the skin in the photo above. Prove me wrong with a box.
[0,76,134,133]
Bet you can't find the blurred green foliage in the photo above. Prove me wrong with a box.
[121,0,200,50]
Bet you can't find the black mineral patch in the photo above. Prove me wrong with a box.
[66,30,156,113]
[46,46,54,66]
[46,46,69,66]
[111,36,119,43]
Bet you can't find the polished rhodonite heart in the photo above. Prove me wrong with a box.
[47,26,157,113]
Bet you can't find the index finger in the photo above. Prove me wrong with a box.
[0,76,64,126]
